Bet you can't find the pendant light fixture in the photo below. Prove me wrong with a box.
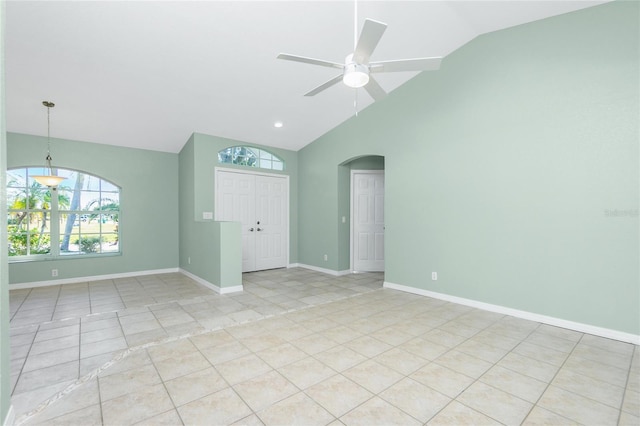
[31,101,65,189]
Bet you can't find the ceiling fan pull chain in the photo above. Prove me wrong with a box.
[354,89,359,117]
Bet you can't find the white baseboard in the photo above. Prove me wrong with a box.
[384,281,640,345]
[292,263,351,277]
[179,268,243,294]
[3,405,14,426]
[9,268,180,290]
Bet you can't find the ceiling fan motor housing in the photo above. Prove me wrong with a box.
[343,54,370,88]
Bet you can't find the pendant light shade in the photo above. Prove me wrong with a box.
[32,172,66,188]
[31,101,66,188]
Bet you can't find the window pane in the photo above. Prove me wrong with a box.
[28,212,49,232]
[8,231,28,256]
[7,212,18,233]
[218,146,284,171]
[101,234,119,253]
[7,188,23,210]
[22,186,50,210]
[78,235,102,254]
[84,176,101,191]
[29,232,51,255]
[7,212,26,232]
[100,193,120,210]
[101,180,118,192]
[260,150,273,160]
[61,231,81,254]
[79,191,101,210]
[7,169,26,187]
[100,214,118,230]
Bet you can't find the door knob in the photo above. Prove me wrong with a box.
[249,228,254,232]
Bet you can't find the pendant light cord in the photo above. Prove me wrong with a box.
[46,103,52,160]
[43,101,55,166]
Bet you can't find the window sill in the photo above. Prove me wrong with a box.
[8,252,122,264]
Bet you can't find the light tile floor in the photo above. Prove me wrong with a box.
[8,268,639,425]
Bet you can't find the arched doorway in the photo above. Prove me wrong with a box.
[339,155,385,272]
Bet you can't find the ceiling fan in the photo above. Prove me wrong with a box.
[277,15,442,101]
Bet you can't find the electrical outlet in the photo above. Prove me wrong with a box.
[51,269,58,277]
[431,272,437,281]
[202,211,213,220]
[323,254,328,261]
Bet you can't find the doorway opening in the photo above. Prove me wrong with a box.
[339,155,385,273]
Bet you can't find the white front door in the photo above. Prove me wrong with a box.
[216,169,288,272]
[352,171,385,272]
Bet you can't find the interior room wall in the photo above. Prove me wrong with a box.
[7,133,180,285]
[297,2,639,335]
[1,2,12,423]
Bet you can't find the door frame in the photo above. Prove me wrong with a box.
[214,166,290,269]
[350,169,385,272]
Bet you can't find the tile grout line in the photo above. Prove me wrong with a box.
[8,287,33,323]
[12,283,382,425]
[524,329,591,424]
[616,343,637,424]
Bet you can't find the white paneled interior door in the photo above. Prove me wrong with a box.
[255,175,288,270]
[352,171,385,272]
[216,169,288,272]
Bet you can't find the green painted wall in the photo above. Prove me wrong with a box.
[299,2,639,334]
[349,155,385,170]
[7,133,179,284]
[218,221,242,288]
[178,136,241,289]
[1,2,11,423]
[178,134,200,276]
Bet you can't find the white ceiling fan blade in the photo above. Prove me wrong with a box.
[277,53,343,69]
[369,57,443,73]
[364,76,387,101]
[353,19,387,64]
[305,74,344,97]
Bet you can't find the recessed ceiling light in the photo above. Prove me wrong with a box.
[274,121,283,128]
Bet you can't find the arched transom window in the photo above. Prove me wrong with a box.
[7,167,120,259]
[218,146,284,171]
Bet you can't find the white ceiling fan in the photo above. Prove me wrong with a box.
[277,4,443,101]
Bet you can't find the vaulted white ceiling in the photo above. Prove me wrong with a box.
[5,1,608,153]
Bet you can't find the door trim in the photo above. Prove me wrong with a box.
[214,167,290,270]
[350,170,385,272]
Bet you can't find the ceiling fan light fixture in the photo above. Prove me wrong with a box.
[343,63,369,88]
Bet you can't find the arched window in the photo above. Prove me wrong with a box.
[7,167,120,259]
[218,146,284,171]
